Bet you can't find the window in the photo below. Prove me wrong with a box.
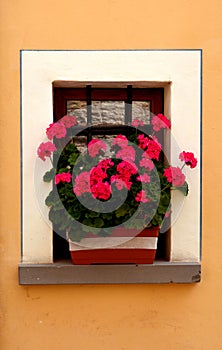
[19,50,201,284]
[53,86,167,261]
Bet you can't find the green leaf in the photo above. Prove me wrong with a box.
[68,229,84,242]
[176,182,189,196]
[68,153,79,165]
[151,214,163,226]
[94,218,104,228]
[65,143,80,153]
[85,211,100,218]
[158,204,168,214]
[49,208,64,225]
[43,168,56,182]
[82,218,93,227]
[115,204,130,218]
[45,190,57,206]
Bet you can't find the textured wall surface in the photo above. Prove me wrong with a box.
[67,100,151,125]
[0,1,222,349]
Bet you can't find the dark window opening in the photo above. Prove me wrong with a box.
[53,86,168,262]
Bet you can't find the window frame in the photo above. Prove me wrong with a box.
[19,50,202,284]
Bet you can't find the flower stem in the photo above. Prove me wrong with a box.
[49,156,54,167]
[161,183,171,192]
[181,163,186,170]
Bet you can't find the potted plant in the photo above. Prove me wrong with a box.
[37,113,197,264]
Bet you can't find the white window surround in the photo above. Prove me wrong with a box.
[21,50,201,264]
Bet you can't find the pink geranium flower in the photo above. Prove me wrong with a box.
[73,171,91,196]
[151,114,171,132]
[116,146,136,162]
[139,153,154,171]
[91,181,111,200]
[136,173,150,183]
[137,134,150,150]
[135,190,150,203]
[37,142,56,161]
[145,137,162,160]
[55,172,72,185]
[90,166,107,187]
[111,175,132,190]
[89,165,112,200]
[117,160,138,177]
[164,167,186,187]
[179,151,197,169]
[46,122,67,140]
[88,139,107,157]
[97,158,114,171]
[60,115,77,128]
[109,160,138,191]
[112,135,128,148]
[131,119,144,127]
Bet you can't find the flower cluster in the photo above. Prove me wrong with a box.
[179,151,198,169]
[163,167,185,187]
[55,172,72,185]
[37,115,77,161]
[137,134,162,160]
[88,139,107,157]
[73,172,90,196]
[37,142,56,161]
[151,113,171,132]
[37,112,197,241]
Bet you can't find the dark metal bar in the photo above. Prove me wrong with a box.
[86,85,92,143]
[86,85,92,124]
[125,85,132,124]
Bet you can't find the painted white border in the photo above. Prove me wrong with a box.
[21,50,201,263]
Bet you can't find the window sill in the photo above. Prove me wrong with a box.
[18,260,201,285]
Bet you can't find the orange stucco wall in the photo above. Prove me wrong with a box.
[0,1,221,349]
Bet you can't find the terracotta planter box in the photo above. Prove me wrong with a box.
[69,226,159,265]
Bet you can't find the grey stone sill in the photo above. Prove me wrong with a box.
[19,260,201,285]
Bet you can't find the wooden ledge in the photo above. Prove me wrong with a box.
[18,261,201,285]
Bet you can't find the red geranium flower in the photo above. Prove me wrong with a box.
[88,139,107,157]
[37,142,56,161]
[136,173,150,183]
[60,115,77,128]
[139,153,154,171]
[151,114,171,132]
[73,171,91,196]
[97,158,114,171]
[137,134,150,150]
[91,181,111,200]
[46,122,67,140]
[164,166,185,187]
[112,135,128,148]
[179,151,197,169]
[117,160,138,177]
[55,172,72,185]
[90,166,107,186]
[116,146,136,162]
[135,190,150,203]
[131,119,144,127]
[111,175,132,190]
[145,137,162,160]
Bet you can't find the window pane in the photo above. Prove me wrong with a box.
[67,100,87,125]
[91,101,125,125]
[132,101,151,124]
